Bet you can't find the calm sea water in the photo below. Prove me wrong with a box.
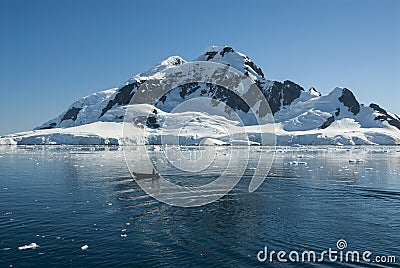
[0,146,399,267]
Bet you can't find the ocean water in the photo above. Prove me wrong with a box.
[0,146,399,267]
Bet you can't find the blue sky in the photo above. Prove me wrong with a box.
[0,0,399,135]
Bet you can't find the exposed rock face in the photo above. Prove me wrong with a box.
[39,107,81,130]
[370,103,400,130]
[39,122,56,130]
[244,58,264,78]
[61,107,82,122]
[265,80,304,114]
[205,51,218,61]
[319,115,335,129]
[309,87,321,97]
[338,88,360,115]
[220,46,234,57]
[86,46,304,124]
[100,81,141,118]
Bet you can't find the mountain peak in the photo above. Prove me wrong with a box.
[308,87,321,97]
[132,56,186,81]
[195,45,265,79]
[201,46,236,59]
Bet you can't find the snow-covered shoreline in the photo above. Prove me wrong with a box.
[1,118,398,146]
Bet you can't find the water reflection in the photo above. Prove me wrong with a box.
[0,146,399,267]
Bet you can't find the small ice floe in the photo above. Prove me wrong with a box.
[126,222,130,226]
[349,159,365,164]
[292,144,304,148]
[288,161,307,166]
[365,167,374,171]
[81,245,89,251]
[120,234,127,238]
[18,243,39,250]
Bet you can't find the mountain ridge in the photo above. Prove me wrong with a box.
[1,46,399,145]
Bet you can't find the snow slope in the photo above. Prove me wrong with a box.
[1,46,399,145]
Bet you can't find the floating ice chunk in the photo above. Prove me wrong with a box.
[81,245,89,250]
[18,243,39,250]
[288,161,307,166]
[292,144,304,148]
[365,167,373,171]
[349,159,365,163]
[121,234,127,238]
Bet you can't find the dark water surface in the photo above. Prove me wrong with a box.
[0,146,399,267]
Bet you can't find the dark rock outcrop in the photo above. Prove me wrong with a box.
[205,51,217,61]
[265,80,304,114]
[370,103,400,130]
[179,83,201,99]
[319,115,335,129]
[220,46,234,57]
[39,122,57,130]
[61,107,82,122]
[146,115,160,129]
[100,81,141,118]
[244,59,264,78]
[338,88,360,115]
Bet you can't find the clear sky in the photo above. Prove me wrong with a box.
[0,0,399,135]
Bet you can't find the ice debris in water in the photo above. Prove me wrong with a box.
[349,159,365,163]
[18,243,39,250]
[81,245,89,251]
[288,161,307,166]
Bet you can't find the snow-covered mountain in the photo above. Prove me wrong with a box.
[1,46,399,145]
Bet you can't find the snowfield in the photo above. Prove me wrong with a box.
[1,111,398,145]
